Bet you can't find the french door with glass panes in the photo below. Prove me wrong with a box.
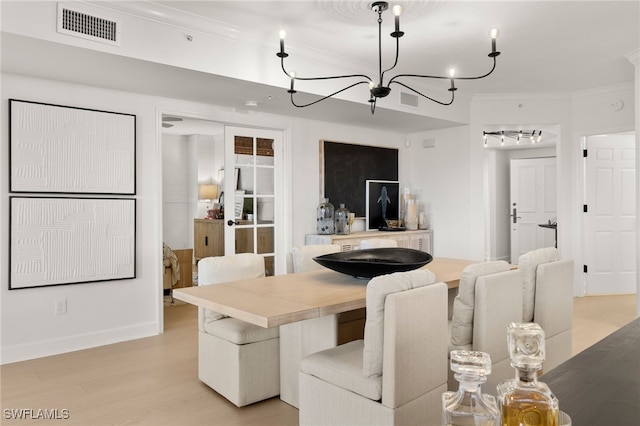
[223,126,281,276]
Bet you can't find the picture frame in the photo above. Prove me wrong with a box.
[9,196,136,289]
[320,140,398,217]
[9,99,136,195]
[365,180,400,231]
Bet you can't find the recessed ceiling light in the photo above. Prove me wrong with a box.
[244,100,258,107]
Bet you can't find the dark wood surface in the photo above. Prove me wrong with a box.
[542,316,640,425]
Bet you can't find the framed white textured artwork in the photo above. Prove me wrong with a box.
[9,197,136,289]
[9,99,136,194]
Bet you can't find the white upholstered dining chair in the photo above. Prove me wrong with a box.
[359,238,398,249]
[197,253,280,407]
[448,261,523,392]
[518,247,573,372]
[299,270,448,425]
[291,244,341,273]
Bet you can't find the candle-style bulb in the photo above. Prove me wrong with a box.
[278,30,287,56]
[489,28,500,57]
[391,5,403,36]
[448,68,456,91]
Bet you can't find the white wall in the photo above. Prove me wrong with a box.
[1,74,163,363]
[0,72,405,363]
[162,134,194,250]
[403,125,474,259]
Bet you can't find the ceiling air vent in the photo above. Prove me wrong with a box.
[57,4,120,46]
[400,92,419,108]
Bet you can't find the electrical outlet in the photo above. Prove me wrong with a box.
[55,299,67,315]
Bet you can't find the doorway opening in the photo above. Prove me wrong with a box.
[159,113,284,328]
[483,124,559,264]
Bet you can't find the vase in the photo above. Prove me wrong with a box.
[335,204,350,235]
[405,197,418,230]
[317,198,335,234]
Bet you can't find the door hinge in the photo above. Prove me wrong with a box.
[583,265,588,273]
[583,204,588,213]
[583,149,588,158]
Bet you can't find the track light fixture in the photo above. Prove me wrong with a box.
[277,1,501,114]
[483,130,543,147]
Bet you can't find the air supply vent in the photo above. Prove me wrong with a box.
[400,92,419,108]
[57,4,120,46]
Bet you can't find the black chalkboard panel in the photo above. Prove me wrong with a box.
[321,141,398,217]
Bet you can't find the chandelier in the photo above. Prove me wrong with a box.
[483,130,543,147]
[276,1,501,114]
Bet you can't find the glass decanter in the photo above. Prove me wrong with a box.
[335,203,350,235]
[316,198,335,234]
[442,350,499,426]
[497,322,559,426]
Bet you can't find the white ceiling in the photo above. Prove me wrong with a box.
[2,1,639,134]
[148,0,639,94]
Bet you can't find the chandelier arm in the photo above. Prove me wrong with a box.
[381,35,400,83]
[387,56,498,85]
[390,81,455,106]
[454,56,498,80]
[280,56,372,82]
[293,74,374,82]
[290,81,372,108]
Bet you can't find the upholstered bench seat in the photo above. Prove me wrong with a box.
[301,340,382,401]
[203,317,279,345]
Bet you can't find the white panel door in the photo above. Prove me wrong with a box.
[584,134,636,294]
[510,157,557,263]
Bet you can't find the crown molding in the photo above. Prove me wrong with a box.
[571,81,635,100]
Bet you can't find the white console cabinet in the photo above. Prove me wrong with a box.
[306,229,433,253]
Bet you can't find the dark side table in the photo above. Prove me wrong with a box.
[538,223,557,248]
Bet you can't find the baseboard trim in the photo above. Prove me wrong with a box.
[1,321,158,364]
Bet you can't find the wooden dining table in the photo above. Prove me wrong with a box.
[173,257,478,408]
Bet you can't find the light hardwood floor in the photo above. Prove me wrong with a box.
[1,295,636,425]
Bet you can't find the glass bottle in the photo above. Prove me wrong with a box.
[442,350,499,426]
[497,322,559,426]
[404,197,418,230]
[316,198,335,234]
[335,204,350,235]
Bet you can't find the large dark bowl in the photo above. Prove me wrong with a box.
[313,248,433,279]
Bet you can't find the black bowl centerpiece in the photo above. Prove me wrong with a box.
[313,247,433,279]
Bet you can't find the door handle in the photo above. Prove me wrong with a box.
[510,207,522,224]
[227,220,237,226]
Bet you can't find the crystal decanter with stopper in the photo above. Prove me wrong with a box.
[442,350,499,426]
[497,322,559,426]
